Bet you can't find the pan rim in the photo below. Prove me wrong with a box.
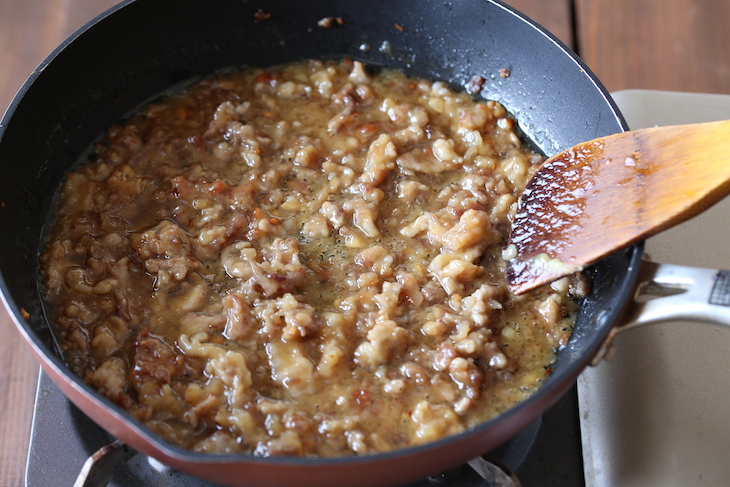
[0,0,639,476]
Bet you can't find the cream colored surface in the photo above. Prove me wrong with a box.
[579,90,730,486]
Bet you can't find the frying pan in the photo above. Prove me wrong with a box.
[1,0,718,486]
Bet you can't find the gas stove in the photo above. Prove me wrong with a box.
[25,370,584,487]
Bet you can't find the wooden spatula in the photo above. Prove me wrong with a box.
[506,119,730,295]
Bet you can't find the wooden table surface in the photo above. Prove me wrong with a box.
[1,0,729,485]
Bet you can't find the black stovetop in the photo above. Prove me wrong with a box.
[26,370,585,486]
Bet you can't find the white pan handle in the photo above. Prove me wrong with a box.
[591,259,730,364]
[624,259,730,327]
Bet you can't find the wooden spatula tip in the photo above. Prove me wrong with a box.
[507,252,583,295]
[507,119,730,293]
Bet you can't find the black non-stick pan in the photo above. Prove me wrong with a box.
[0,0,650,485]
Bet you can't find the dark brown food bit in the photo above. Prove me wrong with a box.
[317,17,344,28]
[253,9,271,23]
[352,389,371,406]
[468,75,485,94]
[130,329,184,388]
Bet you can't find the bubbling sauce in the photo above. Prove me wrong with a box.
[40,59,586,457]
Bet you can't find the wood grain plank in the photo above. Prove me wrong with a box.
[0,309,39,486]
[576,0,730,93]
[0,5,61,484]
[503,0,574,49]
[0,1,119,484]
[0,0,65,115]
